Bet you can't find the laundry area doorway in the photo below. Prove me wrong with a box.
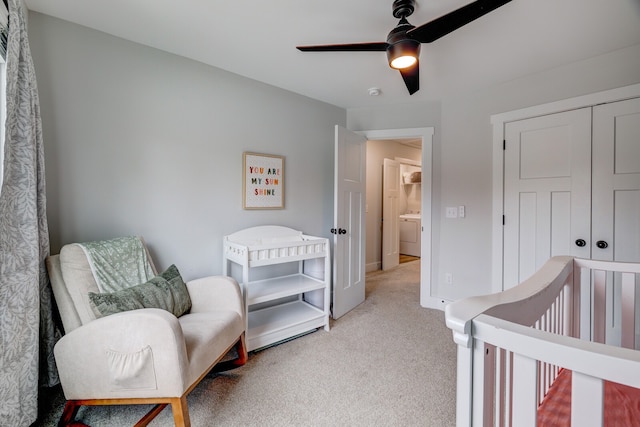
[380,150,422,270]
[356,127,439,308]
[364,133,428,274]
[381,155,423,271]
[358,127,433,308]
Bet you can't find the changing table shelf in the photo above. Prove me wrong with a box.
[223,225,331,351]
[247,274,326,305]
[247,301,325,350]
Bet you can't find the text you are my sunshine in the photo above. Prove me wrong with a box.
[248,166,281,196]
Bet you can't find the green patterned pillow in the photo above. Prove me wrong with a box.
[88,264,192,318]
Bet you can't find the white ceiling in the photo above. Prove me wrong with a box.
[24,0,640,109]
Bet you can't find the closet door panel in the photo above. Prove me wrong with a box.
[592,97,640,345]
[613,110,640,175]
[592,98,640,262]
[517,192,537,282]
[550,191,572,257]
[614,190,640,262]
[503,108,591,289]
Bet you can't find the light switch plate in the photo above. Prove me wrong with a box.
[446,207,458,218]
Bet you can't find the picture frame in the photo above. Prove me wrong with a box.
[243,152,284,209]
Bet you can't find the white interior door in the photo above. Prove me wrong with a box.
[592,97,640,262]
[332,125,366,319]
[382,158,400,270]
[503,108,592,289]
[592,98,640,346]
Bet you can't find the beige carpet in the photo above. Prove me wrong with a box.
[34,260,457,426]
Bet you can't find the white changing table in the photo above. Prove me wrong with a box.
[222,225,330,351]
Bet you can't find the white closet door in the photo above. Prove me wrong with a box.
[592,98,640,346]
[503,108,592,289]
[592,97,640,262]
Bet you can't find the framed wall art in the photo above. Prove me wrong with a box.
[243,152,284,209]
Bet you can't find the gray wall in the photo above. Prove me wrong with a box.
[29,12,346,281]
[349,43,640,301]
[29,10,640,301]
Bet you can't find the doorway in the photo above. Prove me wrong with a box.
[356,127,435,308]
[395,157,423,265]
[375,143,423,271]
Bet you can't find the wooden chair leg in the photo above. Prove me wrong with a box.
[58,401,81,427]
[170,396,190,427]
[235,334,248,366]
[211,334,248,373]
[134,404,168,427]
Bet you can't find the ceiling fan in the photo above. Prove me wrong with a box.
[297,0,512,95]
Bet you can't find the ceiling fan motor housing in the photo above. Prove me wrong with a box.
[386,18,420,69]
[392,0,415,19]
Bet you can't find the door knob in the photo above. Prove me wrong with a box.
[330,228,337,234]
[575,239,586,247]
[596,240,609,249]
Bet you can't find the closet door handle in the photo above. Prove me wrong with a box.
[575,239,586,247]
[596,240,609,249]
[330,228,337,234]
[338,228,347,235]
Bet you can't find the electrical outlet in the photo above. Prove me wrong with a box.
[445,273,453,285]
[459,205,465,218]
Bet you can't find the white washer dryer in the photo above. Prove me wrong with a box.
[399,213,421,257]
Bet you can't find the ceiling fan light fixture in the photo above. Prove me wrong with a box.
[297,0,514,95]
[387,39,420,69]
[390,55,417,69]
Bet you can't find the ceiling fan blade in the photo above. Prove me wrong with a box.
[407,0,512,43]
[399,61,419,95]
[297,42,388,52]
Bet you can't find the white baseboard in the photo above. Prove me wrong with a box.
[366,262,381,273]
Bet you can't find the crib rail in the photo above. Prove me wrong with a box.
[473,315,640,426]
[446,256,640,427]
[573,258,640,348]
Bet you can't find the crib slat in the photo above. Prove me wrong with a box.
[564,278,573,338]
[621,272,636,349]
[455,345,473,427]
[496,348,509,427]
[472,339,488,425]
[593,269,607,344]
[571,372,604,426]
[483,344,496,426]
[511,353,537,427]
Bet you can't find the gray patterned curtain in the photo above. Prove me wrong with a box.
[0,0,59,424]
[0,2,6,60]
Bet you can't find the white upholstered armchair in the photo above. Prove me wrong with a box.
[46,237,247,427]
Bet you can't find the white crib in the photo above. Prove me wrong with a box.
[445,256,640,426]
